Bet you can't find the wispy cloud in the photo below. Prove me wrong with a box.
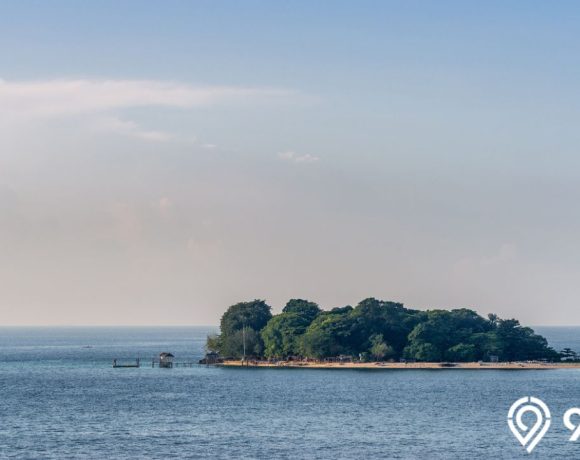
[0,78,295,118]
[94,116,173,142]
[0,78,294,146]
[278,150,320,163]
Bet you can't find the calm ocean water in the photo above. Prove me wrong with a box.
[0,326,579,459]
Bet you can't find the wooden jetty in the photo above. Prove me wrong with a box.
[113,358,140,368]
[112,353,196,369]
[151,360,196,368]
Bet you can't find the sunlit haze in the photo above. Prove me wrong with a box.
[2,2,580,325]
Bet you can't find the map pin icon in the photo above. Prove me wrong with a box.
[508,397,552,453]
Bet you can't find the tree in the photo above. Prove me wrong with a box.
[446,343,477,362]
[348,298,419,359]
[560,348,578,361]
[470,331,501,360]
[369,334,394,361]
[260,299,321,358]
[212,299,272,358]
[404,342,441,361]
[222,327,264,358]
[494,319,559,361]
[205,334,221,353]
[220,299,272,336]
[261,312,312,358]
[300,310,353,358]
[282,299,321,322]
[404,308,492,362]
[488,313,499,327]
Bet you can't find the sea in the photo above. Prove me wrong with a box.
[0,326,578,459]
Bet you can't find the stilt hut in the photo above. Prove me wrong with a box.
[159,352,175,368]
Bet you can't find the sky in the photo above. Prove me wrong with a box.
[1,1,580,325]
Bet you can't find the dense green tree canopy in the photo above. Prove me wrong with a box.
[260,299,322,358]
[348,298,421,356]
[207,298,558,362]
[282,299,321,322]
[217,299,272,358]
[220,299,272,335]
[261,312,312,358]
[300,308,353,358]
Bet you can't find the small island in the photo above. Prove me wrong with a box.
[204,298,577,369]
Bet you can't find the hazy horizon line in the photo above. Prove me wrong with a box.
[0,323,578,328]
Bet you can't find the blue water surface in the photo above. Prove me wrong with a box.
[0,326,579,459]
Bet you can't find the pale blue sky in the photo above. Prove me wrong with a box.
[1,1,580,325]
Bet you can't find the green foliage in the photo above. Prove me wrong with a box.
[260,299,322,358]
[223,327,264,357]
[282,299,321,322]
[261,312,311,358]
[205,334,221,353]
[446,343,478,362]
[560,348,578,361]
[369,334,394,361]
[220,299,272,335]
[404,309,491,361]
[404,342,441,361]
[206,297,558,363]
[216,299,272,358]
[493,319,559,361]
[300,309,353,358]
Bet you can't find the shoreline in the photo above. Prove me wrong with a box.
[218,360,580,370]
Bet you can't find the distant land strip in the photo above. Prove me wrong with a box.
[218,360,580,370]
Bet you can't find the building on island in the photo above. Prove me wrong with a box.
[159,352,174,368]
[202,351,220,364]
